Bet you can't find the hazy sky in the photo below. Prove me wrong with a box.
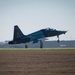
[0,0,75,41]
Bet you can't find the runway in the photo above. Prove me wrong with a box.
[0,49,75,75]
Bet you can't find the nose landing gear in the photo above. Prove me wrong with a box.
[57,35,60,43]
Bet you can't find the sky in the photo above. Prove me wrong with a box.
[0,0,75,41]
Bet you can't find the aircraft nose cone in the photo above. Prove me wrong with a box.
[61,31,67,34]
[63,31,67,34]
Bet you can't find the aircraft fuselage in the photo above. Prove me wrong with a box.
[9,26,67,44]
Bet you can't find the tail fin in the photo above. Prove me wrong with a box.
[13,25,24,40]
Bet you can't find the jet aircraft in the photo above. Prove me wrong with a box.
[8,25,67,48]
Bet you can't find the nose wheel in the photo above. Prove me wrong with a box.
[57,35,60,43]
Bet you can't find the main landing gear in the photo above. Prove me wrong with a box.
[39,40,43,48]
[25,44,28,48]
[24,40,43,48]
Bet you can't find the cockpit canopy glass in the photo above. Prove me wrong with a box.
[45,28,56,31]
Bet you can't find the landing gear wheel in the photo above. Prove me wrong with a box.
[25,44,28,48]
[39,40,43,48]
[57,35,60,43]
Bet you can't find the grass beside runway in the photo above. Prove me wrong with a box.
[0,48,75,52]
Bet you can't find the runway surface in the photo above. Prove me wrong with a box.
[0,49,75,75]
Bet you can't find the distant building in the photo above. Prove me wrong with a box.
[0,40,75,48]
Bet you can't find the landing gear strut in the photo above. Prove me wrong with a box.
[25,44,28,48]
[39,40,43,48]
[57,35,59,43]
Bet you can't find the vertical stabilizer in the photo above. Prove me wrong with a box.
[13,25,24,40]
